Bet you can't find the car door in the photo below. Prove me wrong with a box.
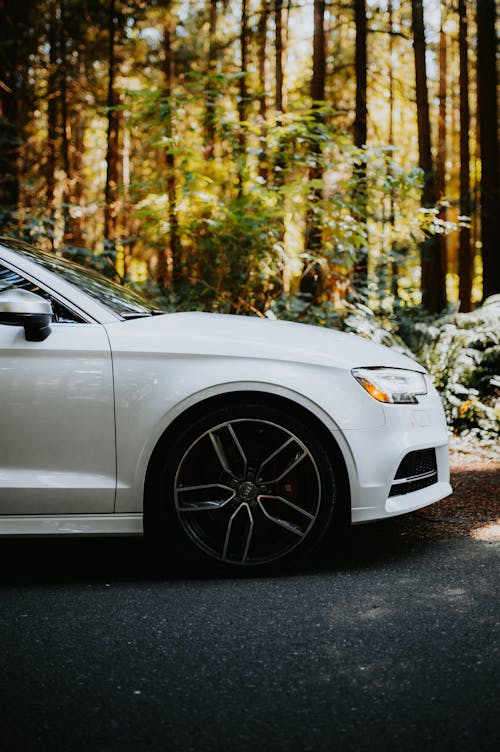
[0,263,116,515]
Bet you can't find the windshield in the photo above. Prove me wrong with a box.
[1,238,157,318]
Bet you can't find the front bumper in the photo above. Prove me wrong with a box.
[343,395,452,523]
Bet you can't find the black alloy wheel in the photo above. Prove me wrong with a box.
[159,403,337,570]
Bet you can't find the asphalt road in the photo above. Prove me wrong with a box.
[0,523,498,752]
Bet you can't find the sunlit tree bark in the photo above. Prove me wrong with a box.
[45,0,58,222]
[273,0,288,289]
[476,0,500,300]
[411,0,446,312]
[104,0,120,251]
[301,0,325,300]
[203,0,218,161]
[275,0,287,118]
[236,0,248,196]
[436,21,448,309]
[388,0,399,300]
[257,0,270,179]
[352,0,368,295]
[60,2,76,245]
[273,0,288,185]
[458,0,472,312]
[0,0,25,228]
[161,10,181,287]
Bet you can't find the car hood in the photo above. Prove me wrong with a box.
[106,311,423,371]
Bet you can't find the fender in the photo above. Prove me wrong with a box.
[115,377,359,515]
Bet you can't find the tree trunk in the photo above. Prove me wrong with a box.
[301,0,326,300]
[274,0,288,183]
[458,0,472,312]
[411,0,446,312]
[436,22,448,309]
[352,0,368,296]
[161,12,181,287]
[311,0,326,105]
[68,47,86,249]
[203,0,218,161]
[273,0,288,289]
[121,109,130,267]
[388,0,399,300]
[45,0,58,224]
[236,0,248,196]
[257,0,270,180]
[353,0,367,151]
[104,0,120,251]
[60,4,74,246]
[275,0,287,117]
[0,0,22,228]
[476,0,500,301]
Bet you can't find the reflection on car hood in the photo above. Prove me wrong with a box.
[106,311,423,371]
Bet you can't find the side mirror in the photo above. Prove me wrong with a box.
[0,289,53,341]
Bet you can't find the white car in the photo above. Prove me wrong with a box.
[0,238,451,569]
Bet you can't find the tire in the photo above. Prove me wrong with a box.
[149,402,337,571]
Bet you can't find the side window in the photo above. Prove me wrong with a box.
[0,264,85,323]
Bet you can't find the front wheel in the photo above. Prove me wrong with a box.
[152,403,337,570]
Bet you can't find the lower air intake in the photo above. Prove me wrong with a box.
[389,449,438,497]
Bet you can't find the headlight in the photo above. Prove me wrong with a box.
[352,367,428,404]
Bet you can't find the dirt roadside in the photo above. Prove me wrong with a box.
[400,439,500,542]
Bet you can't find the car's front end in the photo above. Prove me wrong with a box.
[105,312,452,525]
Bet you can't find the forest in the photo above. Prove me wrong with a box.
[0,0,499,441]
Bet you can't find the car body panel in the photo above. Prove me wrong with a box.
[0,321,116,514]
[105,315,449,520]
[0,513,142,536]
[105,310,422,371]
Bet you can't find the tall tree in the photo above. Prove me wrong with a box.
[273,0,288,289]
[353,0,367,151]
[60,1,75,245]
[411,0,446,312]
[258,0,270,122]
[257,0,271,179]
[203,0,218,161]
[436,20,448,308]
[0,0,31,228]
[311,0,326,108]
[387,0,399,300]
[301,0,326,299]
[67,45,86,249]
[476,0,500,300]
[45,0,59,221]
[275,0,287,118]
[352,0,368,295]
[104,0,120,250]
[273,0,288,183]
[237,0,248,196]
[458,0,472,311]
[161,9,181,286]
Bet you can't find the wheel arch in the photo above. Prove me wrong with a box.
[143,389,351,526]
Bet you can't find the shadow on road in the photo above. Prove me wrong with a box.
[0,513,457,587]
[1,458,497,587]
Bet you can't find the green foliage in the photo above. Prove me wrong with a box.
[401,301,500,441]
[180,193,283,314]
[128,83,428,312]
[0,207,55,249]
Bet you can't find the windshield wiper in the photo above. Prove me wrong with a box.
[120,312,150,320]
[120,309,166,320]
